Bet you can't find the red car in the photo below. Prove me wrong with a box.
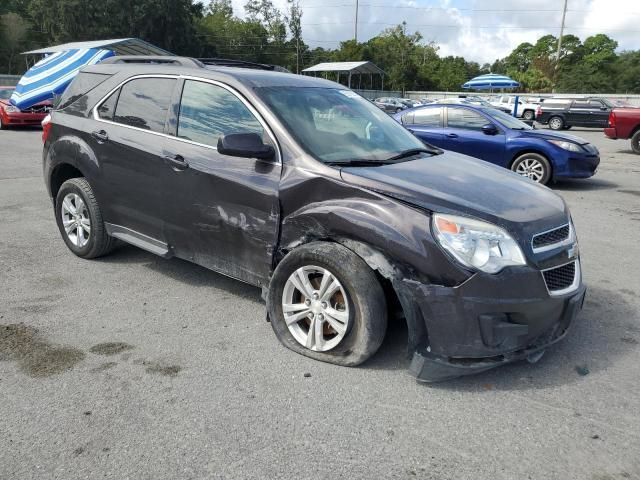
[605,108,640,154]
[0,86,52,129]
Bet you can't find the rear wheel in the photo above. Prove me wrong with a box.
[631,130,640,154]
[267,242,387,367]
[548,116,564,130]
[522,110,535,121]
[55,178,116,259]
[511,153,552,185]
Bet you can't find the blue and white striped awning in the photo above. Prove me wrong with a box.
[10,48,114,109]
[462,74,520,90]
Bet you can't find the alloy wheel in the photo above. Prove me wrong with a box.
[515,158,545,183]
[60,193,91,248]
[281,265,350,352]
[549,117,563,130]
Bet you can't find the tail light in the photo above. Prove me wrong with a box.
[41,114,52,143]
[536,105,542,118]
[608,111,616,128]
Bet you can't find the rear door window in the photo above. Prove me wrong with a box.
[446,108,487,131]
[176,80,264,148]
[413,107,442,127]
[109,78,176,133]
[96,89,119,121]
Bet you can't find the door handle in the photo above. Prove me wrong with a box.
[164,154,189,171]
[446,133,458,138]
[91,130,109,142]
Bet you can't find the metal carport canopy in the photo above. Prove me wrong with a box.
[22,38,172,56]
[302,61,385,89]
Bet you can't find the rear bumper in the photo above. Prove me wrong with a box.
[395,263,585,382]
[604,127,618,139]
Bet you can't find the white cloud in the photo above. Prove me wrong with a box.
[222,0,640,63]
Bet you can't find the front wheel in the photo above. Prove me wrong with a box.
[548,116,564,130]
[511,153,552,185]
[632,131,640,154]
[0,115,6,130]
[267,242,387,367]
[395,107,402,113]
[522,110,535,121]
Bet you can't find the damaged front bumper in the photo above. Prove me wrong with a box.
[396,266,586,382]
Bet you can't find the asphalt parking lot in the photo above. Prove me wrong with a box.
[1,127,639,480]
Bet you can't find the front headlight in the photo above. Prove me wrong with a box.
[547,139,583,152]
[432,213,526,274]
[4,105,19,113]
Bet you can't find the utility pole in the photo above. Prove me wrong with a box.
[554,0,568,91]
[354,0,359,42]
[555,0,568,63]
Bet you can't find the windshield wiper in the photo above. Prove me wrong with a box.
[325,159,392,167]
[385,147,441,162]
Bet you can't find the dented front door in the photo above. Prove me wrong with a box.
[160,79,281,287]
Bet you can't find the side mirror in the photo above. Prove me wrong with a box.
[482,123,498,135]
[217,133,275,160]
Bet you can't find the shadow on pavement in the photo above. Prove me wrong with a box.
[97,244,262,303]
[554,178,619,191]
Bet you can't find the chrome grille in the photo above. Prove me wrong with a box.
[543,261,577,293]
[532,224,571,252]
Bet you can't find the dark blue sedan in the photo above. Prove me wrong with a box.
[393,103,600,185]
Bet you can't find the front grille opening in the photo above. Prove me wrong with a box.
[533,224,570,249]
[543,262,576,292]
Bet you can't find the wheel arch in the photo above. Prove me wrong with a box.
[46,135,100,200]
[50,163,85,201]
[509,148,553,172]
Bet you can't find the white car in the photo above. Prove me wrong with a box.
[491,95,539,121]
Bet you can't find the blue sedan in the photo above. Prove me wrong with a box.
[393,103,600,185]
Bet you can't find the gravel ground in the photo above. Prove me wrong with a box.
[1,127,639,480]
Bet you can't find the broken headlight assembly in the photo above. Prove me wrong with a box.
[432,213,526,274]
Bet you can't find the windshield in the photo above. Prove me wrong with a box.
[0,88,14,100]
[256,87,426,163]
[483,108,533,130]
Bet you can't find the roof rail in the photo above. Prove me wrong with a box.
[196,58,275,71]
[99,56,204,68]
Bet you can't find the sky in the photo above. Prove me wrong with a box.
[224,0,640,64]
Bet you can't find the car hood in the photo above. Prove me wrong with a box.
[518,129,590,145]
[340,151,569,239]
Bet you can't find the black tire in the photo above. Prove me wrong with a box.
[522,110,535,121]
[267,242,387,367]
[632,130,640,154]
[0,115,6,130]
[511,152,552,185]
[395,107,402,113]
[55,178,117,259]
[548,116,564,130]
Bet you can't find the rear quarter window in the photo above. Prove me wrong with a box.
[57,72,112,110]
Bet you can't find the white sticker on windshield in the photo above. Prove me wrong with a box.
[340,90,360,98]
